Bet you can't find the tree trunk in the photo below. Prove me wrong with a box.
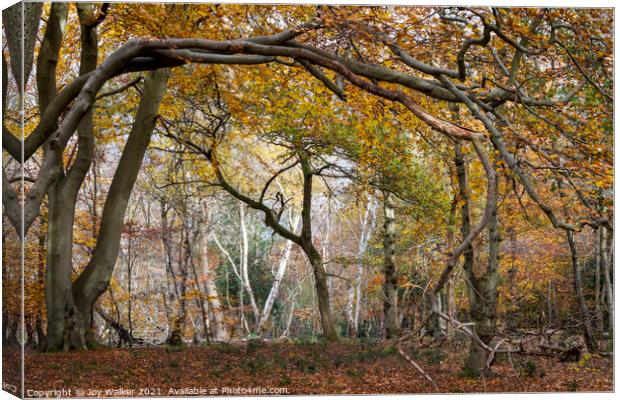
[7,316,19,346]
[593,227,603,332]
[161,201,180,301]
[456,143,500,376]
[445,181,459,339]
[300,155,338,342]
[41,2,98,352]
[196,206,228,342]
[566,231,597,352]
[44,181,87,351]
[446,276,456,338]
[71,69,170,347]
[189,253,209,344]
[168,226,190,346]
[212,147,338,340]
[257,213,300,335]
[603,228,613,336]
[382,192,400,339]
[126,236,134,338]
[347,197,376,338]
[305,245,338,341]
[239,204,260,330]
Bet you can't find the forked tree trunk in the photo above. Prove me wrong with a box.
[456,143,500,376]
[41,3,96,352]
[299,155,338,341]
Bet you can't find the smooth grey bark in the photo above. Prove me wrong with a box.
[71,68,170,346]
[43,4,98,351]
[35,223,47,350]
[304,243,337,341]
[382,192,400,339]
[36,3,67,112]
[2,3,66,240]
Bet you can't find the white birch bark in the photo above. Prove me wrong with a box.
[347,196,377,335]
[257,212,301,335]
[239,204,260,329]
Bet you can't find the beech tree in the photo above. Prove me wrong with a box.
[2,5,612,379]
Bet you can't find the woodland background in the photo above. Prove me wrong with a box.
[1,2,613,395]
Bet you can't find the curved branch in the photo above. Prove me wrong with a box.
[438,74,576,232]
[457,25,491,80]
[433,137,496,295]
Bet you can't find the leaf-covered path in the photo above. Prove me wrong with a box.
[13,341,612,396]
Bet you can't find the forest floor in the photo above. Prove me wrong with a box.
[7,340,613,396]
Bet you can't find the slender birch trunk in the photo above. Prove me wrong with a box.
[239,205,260,330]
[347,197,376,337]
[257,213,300,335]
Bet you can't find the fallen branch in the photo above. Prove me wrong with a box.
[397,342,438,390]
